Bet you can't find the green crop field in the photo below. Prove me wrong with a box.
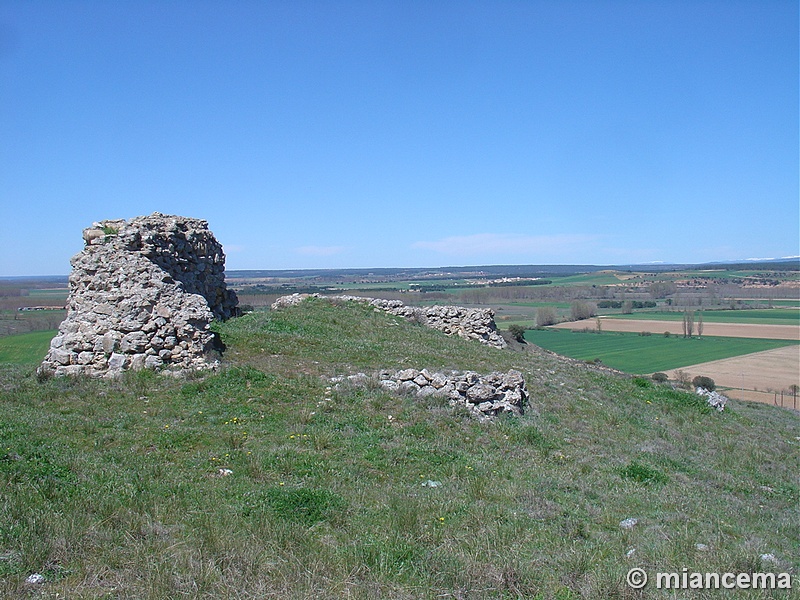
[612,309,800,326]
[542,272,629,286]
[27,288,69,298]
[496,301,574,309]
[0,330,55,364]
[525,328,799,374]
[772,299,800,307]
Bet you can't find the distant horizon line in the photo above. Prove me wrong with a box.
[4,256,798,280]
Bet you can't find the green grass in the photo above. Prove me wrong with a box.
[0,298,797,598]
[619,460,669,485]
[218,298,516,378]
[525,328,798,374]
[612,309,800,326]
[0,330,55,364]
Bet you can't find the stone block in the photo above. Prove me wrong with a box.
[51,348,72,365]
[466,384,496,403]
[396,369,419,381]
[108,353,127,370]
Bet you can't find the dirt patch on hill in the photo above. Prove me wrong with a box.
[664,346,800,408]
[556,318,800,341]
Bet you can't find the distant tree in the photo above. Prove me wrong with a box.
[631,300,657,309]
[598,300,622,309]
[508,324,526,343]
[570,300,597,321]
[692,375,716,391]
[652,372,668,383]
[622,300,633,314]
[697,311,704,337]
[596,316,602,333]
[683,310,695,338]
[674,369,691,388]
[649,281,677,299]
[535,306,558,327]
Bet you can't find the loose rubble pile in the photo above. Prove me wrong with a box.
[39,213,238,378]
[333,368,528,420]
[696,387,727,411]
[272,293,506,349]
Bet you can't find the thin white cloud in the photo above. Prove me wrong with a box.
[412,233,598,257]
[222,244,245,254]
[295,245,346,257]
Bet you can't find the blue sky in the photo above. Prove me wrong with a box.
[1,1,797,276]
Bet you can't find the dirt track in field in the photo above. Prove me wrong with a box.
[665,346,800,408]
[555,318,800,340]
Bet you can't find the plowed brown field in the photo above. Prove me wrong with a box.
[665,346,800,408]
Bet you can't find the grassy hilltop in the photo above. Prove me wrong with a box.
[0,298,798,598]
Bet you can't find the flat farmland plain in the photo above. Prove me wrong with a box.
[666,345,800,407]
[612,308,800,326]
[555,318,800,340]
[547,314,800,407]
[0,330,55,364]
[523,329,797,373]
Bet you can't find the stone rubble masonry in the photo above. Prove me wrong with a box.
[333,368,528,420]
[696,387,727,411]
[272,293,507,349]
[39,213,239,378]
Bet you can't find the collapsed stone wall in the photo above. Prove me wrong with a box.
[272,293,507,349]
[334,368,528,420]
[696,387,727,411]
[39,213,239,377]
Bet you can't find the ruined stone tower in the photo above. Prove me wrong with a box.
[39,213,239,377]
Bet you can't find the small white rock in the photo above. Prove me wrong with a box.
[25,573,45,585]
[421,480,442,488]
[619,518,638,529]
[696,543,709,551]
[218,468,233,476]
[626,547,636,557]
[760,553,777,563]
